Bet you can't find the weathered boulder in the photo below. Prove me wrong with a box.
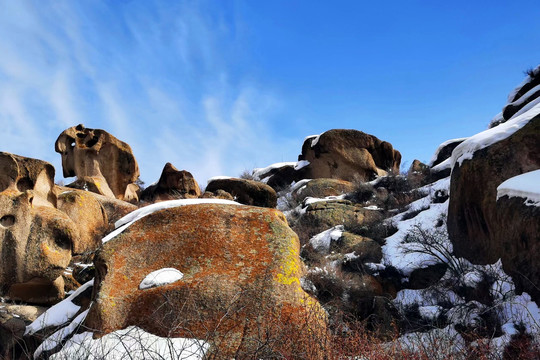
[429,138,466,181]
[55,124,140,202]
[205,178,277,208]
[55,188,108,254]
[448,113,540,301]
[292,178,354,202]
[255,163,309,190]
[408,160,430,187]
[293,200,384,244]
[200,189,234,201]
[0,153,82,304]
[141,163,201,202]
[299,130,401,182]
[85,203,326,358]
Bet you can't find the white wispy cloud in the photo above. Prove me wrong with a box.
[0,0,300,186]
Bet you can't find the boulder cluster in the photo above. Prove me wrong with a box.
[0,66,539,359]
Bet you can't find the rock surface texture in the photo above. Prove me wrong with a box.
[448,94,540,301]
[86,203,325,358]
[0,153,78,304]
[140,163,201,202]
[298,130,401,182]
[55,124,140,202]
[206,178,277,208]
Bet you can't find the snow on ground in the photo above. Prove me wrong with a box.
[496,169,540,206]
[25,280,94,336]
[49,326,209,360]
[308,225,344,253]
[387,325,466,360]
[139,268,184,290]
[34,309,89,359]
[103,199,241,244]
[451,102,540,167]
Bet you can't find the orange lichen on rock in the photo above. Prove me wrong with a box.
[86,203,326,358]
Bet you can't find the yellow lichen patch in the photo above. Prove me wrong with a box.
[40,242,66,264]
[276,237,301,286]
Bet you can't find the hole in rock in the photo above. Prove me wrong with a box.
[0,215,15,227]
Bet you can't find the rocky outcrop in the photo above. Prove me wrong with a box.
[500,65,540,124]
[299,130,401,182]
[292,178,354,202]
[140,163,201,202]
[55,124,140,202]
[206,178,277,208]
[56,189,108,255]
[0,153,79,304]
[85,203,326,358]
[293,200,384,243]
[448,113,540,301]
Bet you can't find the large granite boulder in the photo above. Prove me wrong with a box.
[448,111,540,301]
[299,130,401,182]
[206,178,277,208]
[55,124,140,202]
[0,153,79,304]
[140,163,201,202]
[85,203,326,358]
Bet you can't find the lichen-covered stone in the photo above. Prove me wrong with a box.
[86,204,326,358]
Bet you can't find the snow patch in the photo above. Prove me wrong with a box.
[294,160,310,170]
[206,176,232,184]
[103,199,241,244]
[49,326,209,360]
[25,280,94,336]
[139,268,184,290]
[252,162,297,180]
[451,102,540,167]
[428,137,467,166]
[308,225,344,253]
[496,170,540,206]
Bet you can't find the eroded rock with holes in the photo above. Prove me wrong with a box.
[299,129,401,182]
[0,152,79,304]
[55,124,140,202]
[140,163,201,202]
[85,203,326,358]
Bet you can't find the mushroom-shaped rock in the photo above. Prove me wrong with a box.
[299,129,401,182]
[205,178,277,208]
[85,203,326,358]
[140,163,201,202]
[55,124,140,202]
[0,153,79,304]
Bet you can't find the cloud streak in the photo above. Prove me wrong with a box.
[0,0,300,185]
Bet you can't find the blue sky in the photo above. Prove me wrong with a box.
[1,1,539,185]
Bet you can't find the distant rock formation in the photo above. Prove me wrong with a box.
[55,124,140,202]
[206,177,277,208]
[448,73,540,301]
[85,203,326,358]
[140,163,201,202]
[299,130,401,182]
